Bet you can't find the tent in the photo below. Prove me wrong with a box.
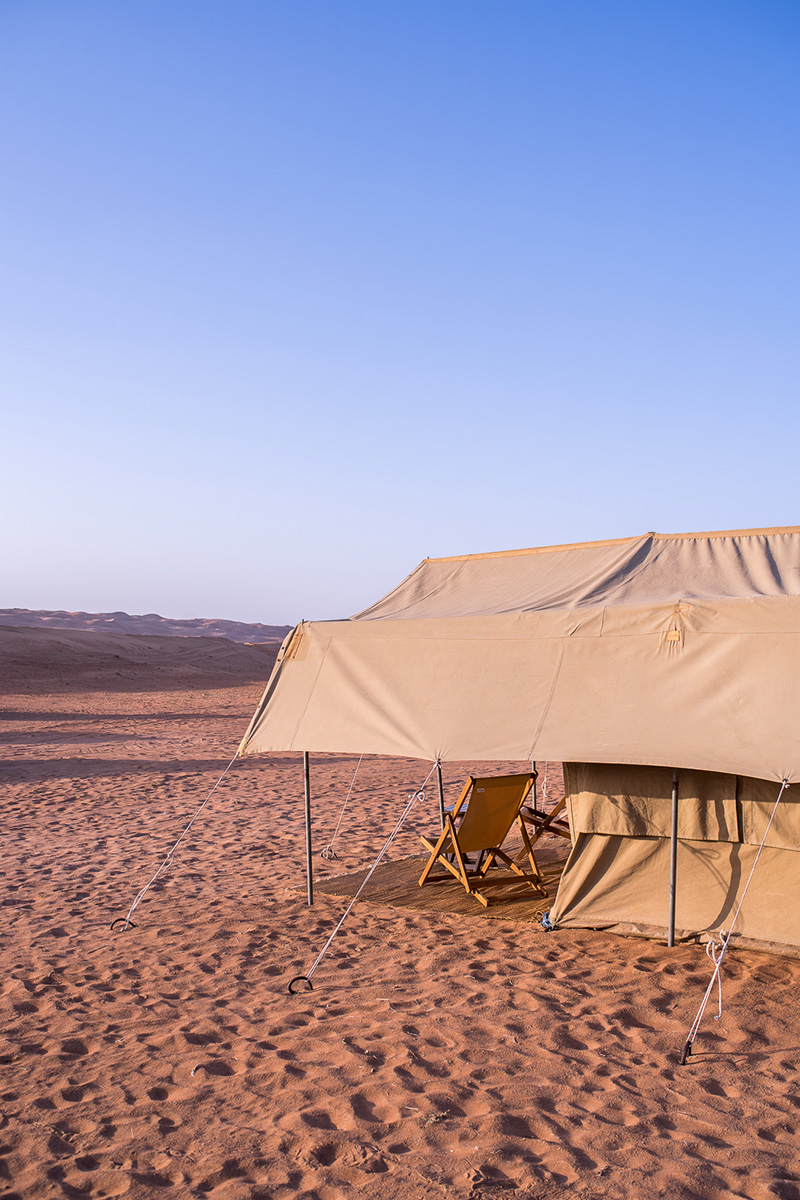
[239,526,800,954]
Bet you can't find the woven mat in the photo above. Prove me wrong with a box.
[309,850,568,923]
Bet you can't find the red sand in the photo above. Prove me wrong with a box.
[2,629,800,1199]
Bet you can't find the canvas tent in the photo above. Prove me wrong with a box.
[239,526,800,954]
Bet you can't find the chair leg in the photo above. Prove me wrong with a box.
[449,832,475,896]
[490,850,547,898]
[502,821,547,896]
[478,848,497,878]
[418,824,452,886]
[419,816,472,890]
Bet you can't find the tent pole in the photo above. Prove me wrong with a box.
[668,768,678,947]
[303,751,314,906]
[436,760,445,831]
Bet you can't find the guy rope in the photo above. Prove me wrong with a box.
[111,751,240,931]
[320,753,363,860]
[288,761,439,994]
[679,777,789,1064]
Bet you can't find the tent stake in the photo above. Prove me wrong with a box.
[668,768,679,946]
[304,751,314,906]
[436,760,445,831]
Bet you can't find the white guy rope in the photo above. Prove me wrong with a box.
[320,753,363,859]
[117,750,240,930]
[704,936,725,1021]
[680,778,789,1063]
[300,761,439,985]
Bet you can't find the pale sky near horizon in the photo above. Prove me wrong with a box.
[2,1,799,624]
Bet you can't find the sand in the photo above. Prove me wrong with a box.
[2,629,800,1200]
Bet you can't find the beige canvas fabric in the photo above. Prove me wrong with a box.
[549,832,800,953]
[239,528,800,782]
[354,526,800,619]
[740,774,800,851]
[551,763,800,951]
[566,763,740,842]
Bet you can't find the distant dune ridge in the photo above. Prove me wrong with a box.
[0,609,289,696]
[0,607,292,644]
[0,624,282,695]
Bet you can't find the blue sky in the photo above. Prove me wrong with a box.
[2,1,798,623]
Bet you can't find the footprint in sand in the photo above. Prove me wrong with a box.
[190,1058,236,1078]
[496,1113,535,1138]
[308,1141,338,1166]
[182,1029,223,1046]
[74,1155,101,1171]
[130,1170,178,1189]
[60,1084,96,1103]
[348,1091,397,1124]
[47,1132,75,1157]
[84,1169,131,1196]
[59,1038,90,1057]
[300,1109,339,1131]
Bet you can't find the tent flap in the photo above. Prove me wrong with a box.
[550,830,800,950]
[565,763,740,842]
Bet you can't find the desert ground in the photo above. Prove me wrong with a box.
[2,626,800,1200]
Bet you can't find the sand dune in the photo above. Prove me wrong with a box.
[2,634,800,1198]
[0,608,291,644]
[0,626,280,695]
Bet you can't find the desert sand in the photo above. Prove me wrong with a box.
[2,627,800,1200]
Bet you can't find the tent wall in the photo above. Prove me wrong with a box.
[550,764,799,953]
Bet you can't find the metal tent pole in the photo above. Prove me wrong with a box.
[668,768,679,947]
[436,760,445,831]
[303,751,314,906]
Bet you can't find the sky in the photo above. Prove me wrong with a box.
[2,1,798,624]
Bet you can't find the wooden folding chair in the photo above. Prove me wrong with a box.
[520,796,571,848]
[418,773,546,907]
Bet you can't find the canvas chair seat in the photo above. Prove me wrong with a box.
[418,773,546,907]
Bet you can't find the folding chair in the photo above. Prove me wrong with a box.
[519,796,571,848]
[418,773,546,907]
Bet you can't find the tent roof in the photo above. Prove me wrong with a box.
[353,526,800,620]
